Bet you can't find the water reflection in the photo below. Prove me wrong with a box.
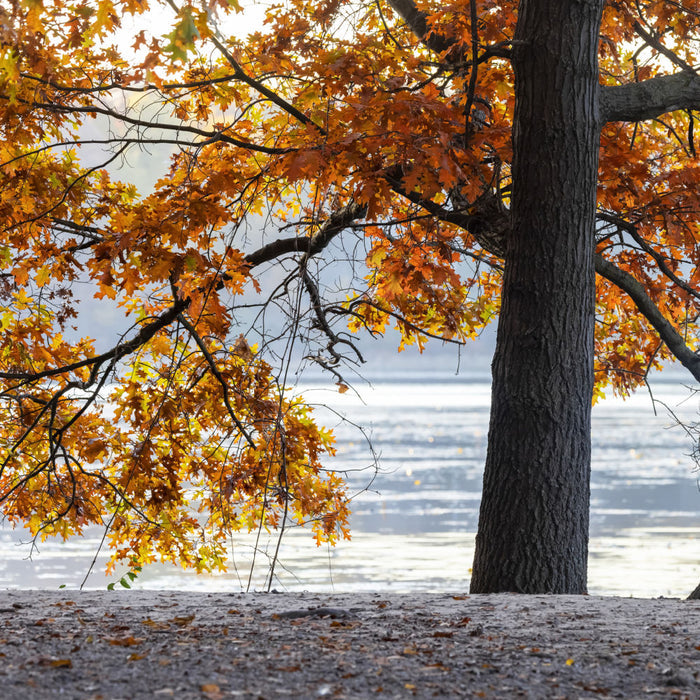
[1,370,698,597]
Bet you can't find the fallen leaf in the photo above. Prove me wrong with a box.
[423,663,450,671]
[201,683,224,699]
[171,614,195,626]
[106,636,143,647]
[128,653,147,661]
[142,618,170,630]
[49,658,72,668]
[329,620,358,629]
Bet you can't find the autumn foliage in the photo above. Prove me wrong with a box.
[1,0,699,576]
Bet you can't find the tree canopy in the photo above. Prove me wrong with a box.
[1,0,700,585]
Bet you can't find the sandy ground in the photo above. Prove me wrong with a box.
[0,590,697,699]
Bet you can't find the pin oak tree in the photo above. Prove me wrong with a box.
[2,0,700,592]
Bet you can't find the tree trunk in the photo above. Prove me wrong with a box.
[470,0,604,593]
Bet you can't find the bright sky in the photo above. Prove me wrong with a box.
[114,0,269,58]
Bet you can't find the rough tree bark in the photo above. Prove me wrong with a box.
[470,0,604,593]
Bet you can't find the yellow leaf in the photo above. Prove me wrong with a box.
[35,266,51,287]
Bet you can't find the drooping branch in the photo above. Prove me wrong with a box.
[594,255,700,382]
[177,314,256,448]
[601,71,700,123]
[345,297,467,346]
[597,212,700,303]
[0,299,188,382]
[301,269,363,365]
[0,204,367,385]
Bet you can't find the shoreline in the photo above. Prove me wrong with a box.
[0,590,698,698]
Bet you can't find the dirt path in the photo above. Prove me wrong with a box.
[0,590,697,698]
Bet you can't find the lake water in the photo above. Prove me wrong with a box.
[1,367,699,597]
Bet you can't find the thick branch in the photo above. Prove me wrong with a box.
[386,0,511,61]
[601,71,700,123]
[384,167,507,257]
[594,254,700,382]
[394,184,700,380]
[386,0,453,54]
[244,202,367,268]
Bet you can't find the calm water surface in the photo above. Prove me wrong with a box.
[1,368,699,597]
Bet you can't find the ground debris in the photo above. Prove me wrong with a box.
[0,591,697,698]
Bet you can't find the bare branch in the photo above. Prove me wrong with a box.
[301,269,362,365]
